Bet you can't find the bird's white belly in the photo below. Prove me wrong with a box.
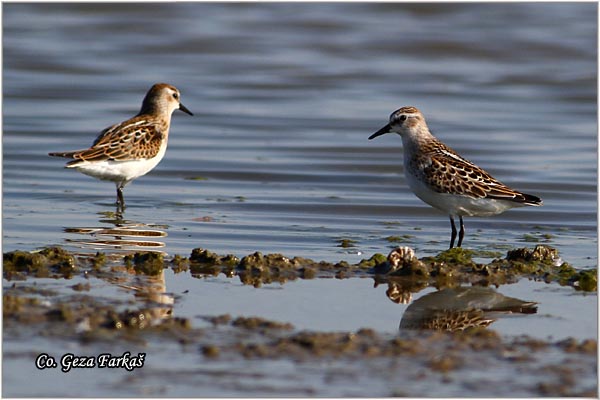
[404,170,522,217]
[70,145,167,184]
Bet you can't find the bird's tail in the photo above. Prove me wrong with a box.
[520,192,543,206]
[48,151,77,159]
[491,300,538,314]
[49,151,87,168]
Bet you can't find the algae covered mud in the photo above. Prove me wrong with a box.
[3,1,598,397]
[3,244,597,396]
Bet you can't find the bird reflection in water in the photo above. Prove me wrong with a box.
[64,210,167,253]
[115,270,175,325]
[63,210,174,328]
[397,286,537,332]
[373,246,538,332]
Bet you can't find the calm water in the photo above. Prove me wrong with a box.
[3,3,597,397]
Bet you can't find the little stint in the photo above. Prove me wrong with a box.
[49,83,193,211]
[369,106,542,248]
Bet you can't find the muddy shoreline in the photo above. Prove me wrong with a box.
[3,244,597,396]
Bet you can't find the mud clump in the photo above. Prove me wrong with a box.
[3,294,42,322]
[300,267,316,279]
[236,252,337,287]
[105,310,152,330]
[557,338,597,354]
[238,330,386,359]
[4,247,76,280]
[507,245,559,263]
[238,252,328,272]
[4,286,191,341]
[239,252,289,270]
[428,354,463,373]
[201,345,220,358]
[202,314,232,326]
[189,248,238,276]
[237,252,295,287]
[502,246,597,292]
[375,247,429,276]
[190,248,239,267]
[125,252,164,276]
[337,238,357,248]
[2,243,596,397]
[90,252,107,270]
[170,254,189,273]
[232,316,294,331]
[3,245,594,293]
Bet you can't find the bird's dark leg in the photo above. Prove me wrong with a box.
[457,216,465,248]
[116,183,125,212]
[449,216,457,249]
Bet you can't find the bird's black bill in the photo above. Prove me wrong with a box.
[179,103,194,116]
[368,124,391,140]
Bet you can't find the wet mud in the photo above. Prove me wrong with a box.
[6,244,595,292]
[3,244,597,396]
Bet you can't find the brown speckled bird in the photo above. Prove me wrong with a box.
[370,106,542,248]
[49,83,193,210]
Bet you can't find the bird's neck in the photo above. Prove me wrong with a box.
[401,125,435,152]
[137,104,174,122]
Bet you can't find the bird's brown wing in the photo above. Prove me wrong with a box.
[420,141,538,204]
[66,116,166,163]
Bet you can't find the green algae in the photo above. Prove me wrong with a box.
[357,253,387,268]
[572,269,597,292]
[554,264,597,292]
[431,247,476,267]
[521,233,555,243]
[522,233,541,242]
[337,238,357,248]
[385,235,414,243]
[381,221,402,227]
[471,249,504,259]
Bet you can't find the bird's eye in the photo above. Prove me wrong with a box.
[393,114,407,124]
[172,93,179,100]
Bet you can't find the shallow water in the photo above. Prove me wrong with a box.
[4,2,597,265]
[3,2,598,397]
